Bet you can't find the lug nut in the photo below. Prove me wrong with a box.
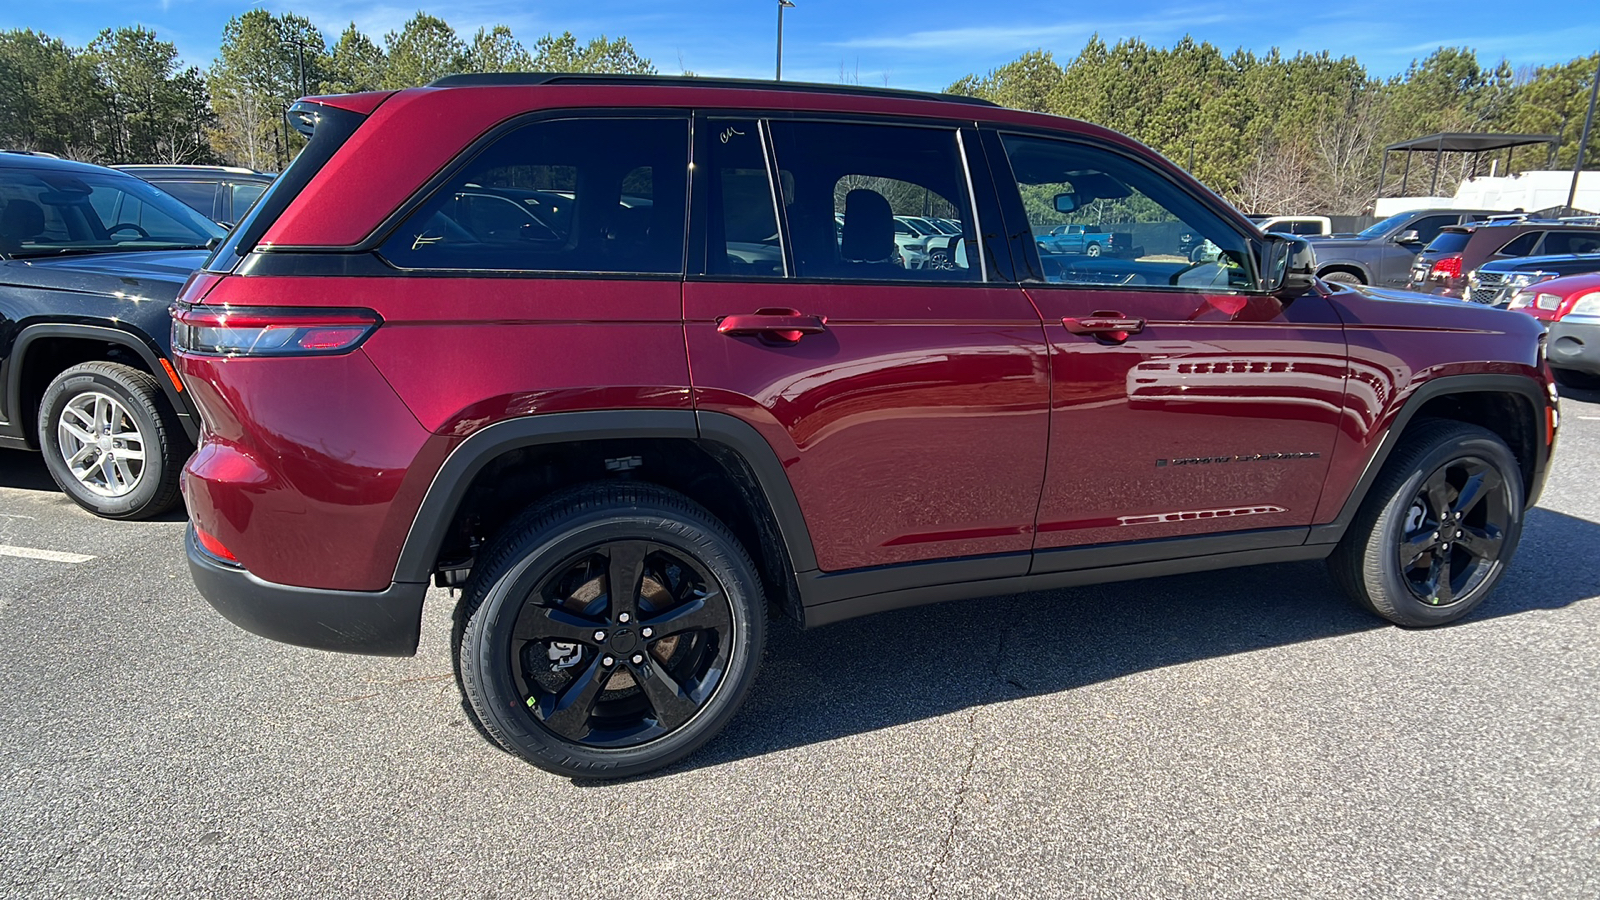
[601,655,615,666]
[618,612,631,624]
[641,627,654,638]
[631,654,644,665]
[1442,543,1451,551]
[593,630,607,642]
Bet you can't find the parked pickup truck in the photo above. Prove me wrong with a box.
[1306,208,1497,287]
[1037,224,1115,257]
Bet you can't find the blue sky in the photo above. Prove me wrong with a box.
[6,0,1598,91]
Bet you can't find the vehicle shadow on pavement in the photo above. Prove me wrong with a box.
[662,506,1600,778]
[0,449,62,493]
[0,449,189,522]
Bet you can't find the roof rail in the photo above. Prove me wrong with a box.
[426,72,999,108]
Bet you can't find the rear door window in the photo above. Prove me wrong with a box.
[155,180,220,218]
[765,120,982,281]
[1539,231,1600,256]
[380,116,688,275]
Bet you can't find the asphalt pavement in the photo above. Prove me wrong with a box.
[2,388,1598,899]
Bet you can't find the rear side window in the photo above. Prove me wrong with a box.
[154,181,219,218]
[1539,231,1600,256]
[380,116,688,275]
[1494,232,1539,257]
[230,182,267,218]
[704,118,783,277]
[766,120,981,281]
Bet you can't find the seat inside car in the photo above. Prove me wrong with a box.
[839,188,899,272]
[0,198,46,254]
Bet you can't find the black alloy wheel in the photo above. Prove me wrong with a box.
[511,539,734,747]
[1330,420,1523,627]
[456,483,764,778]
[1394,455,1512,607]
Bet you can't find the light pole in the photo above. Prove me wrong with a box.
[776,0,795,81]
[278,37,309,99]
[1566,53,1600,215]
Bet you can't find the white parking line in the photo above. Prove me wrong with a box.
[0,545,96,564]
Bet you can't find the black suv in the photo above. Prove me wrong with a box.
[114,165,275,227]
[0,153,223,517]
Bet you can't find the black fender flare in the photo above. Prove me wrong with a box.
[390,408,820,584]
[6,323,197,444]
[1307,373,1551,545]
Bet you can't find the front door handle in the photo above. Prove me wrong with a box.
[717,308,828,343]
[1062,312,1145,341]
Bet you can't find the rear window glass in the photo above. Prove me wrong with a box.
[380,116,688,275]
[153,180,219,217]
[1426,231,1471,253]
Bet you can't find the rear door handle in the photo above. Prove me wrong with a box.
[1062,313,1145,340]
[717,308,828,342]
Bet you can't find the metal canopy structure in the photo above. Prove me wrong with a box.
[1377,132,1560,198]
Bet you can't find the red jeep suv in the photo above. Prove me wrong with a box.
[175,75,1559,778]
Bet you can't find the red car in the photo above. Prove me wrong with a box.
[175,75,1558,778]
[1508,270,1600,388]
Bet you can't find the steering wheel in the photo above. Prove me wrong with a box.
[106,223,151,240]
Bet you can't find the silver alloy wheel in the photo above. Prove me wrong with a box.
[55,391,146,498]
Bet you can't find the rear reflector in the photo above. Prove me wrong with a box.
[194,527,238,563]
[172,305,381,357]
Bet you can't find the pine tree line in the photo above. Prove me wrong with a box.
[0,12,655,170]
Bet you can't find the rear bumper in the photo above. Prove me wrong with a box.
[1548,316,1600,375]
[187,525,426,656]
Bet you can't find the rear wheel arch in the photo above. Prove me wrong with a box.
[1317,264,1367,284]
[1311,375,1549,544]
[395,410,816,622]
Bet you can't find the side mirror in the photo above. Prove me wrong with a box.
[1393,229,1421,245]
[1262,234,1316,300]
[1053,193,1078,214]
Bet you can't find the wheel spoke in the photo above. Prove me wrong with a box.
[1425,551,1456,605]
[1456,525,1503,561]
[72,455,101,484]
[1398,532,1437,568]
[1424,474,1454,522]
[60,421,96,444]
[65,444,98,468]
[1451,467,1500,519]
[536,657,612,740]
[115,446,145,462]
[513,604,603,644]
[113,457,136,488]
[641,590,728,639]
[630,659,700,730]
[606,541,649,622]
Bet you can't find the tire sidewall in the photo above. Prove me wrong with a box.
[37,368,169,519]
[1365,431,1525,626]
[463,503,764,777]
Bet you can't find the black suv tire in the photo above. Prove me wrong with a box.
[1329,420,1523,627]
[37,362,185,520]
[455,483,765,778]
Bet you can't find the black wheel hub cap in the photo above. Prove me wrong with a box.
[509,540,734,748]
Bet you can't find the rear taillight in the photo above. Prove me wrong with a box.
[172,306,381,357]
[1429,256,1463,280]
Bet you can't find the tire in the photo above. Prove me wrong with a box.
[1552,368,1600,391]
[1328,420,1524,627]
[37,361,185,520]
[455,482,766,778]
[1085,242,1102,257]
[1321,270,1362,285]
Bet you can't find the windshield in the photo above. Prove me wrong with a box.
[0,166,225,259]
[1356,212,1418,240]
